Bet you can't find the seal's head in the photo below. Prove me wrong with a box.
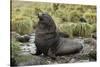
[37,13,55,26]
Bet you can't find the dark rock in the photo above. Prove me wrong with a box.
[11,32,30,42]
[89,49,97,61]
[91,33,96,39]
[84,38,96,48]
[16,34,30,43]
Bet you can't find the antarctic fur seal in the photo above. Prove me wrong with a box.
[34,13,59,59]
[34,13,83,59]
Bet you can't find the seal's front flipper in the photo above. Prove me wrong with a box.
[48,48,56,60]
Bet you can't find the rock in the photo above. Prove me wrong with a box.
[70,38,97,61]
[16,34,30,43]
[89,49,96,61]
[91,33,96,39]
[11,31,30,42]
[84,38,96,46]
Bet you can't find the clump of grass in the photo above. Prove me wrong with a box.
[59,23,76,38]
[11,39,32,63]
[73,23,92,37]
[91,23,96,33]
[69,10,82,23]
[11,40,21,57]
[83,12,96,24]
[12,16,33,35]
[15,55,34,63]
[59,23,92,38]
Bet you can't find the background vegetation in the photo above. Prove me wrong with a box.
[11,1,96,37]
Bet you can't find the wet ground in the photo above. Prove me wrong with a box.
[11,32,96,66]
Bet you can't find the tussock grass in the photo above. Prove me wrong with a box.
[11,40,21,57]
[11,1,96,37]
[73,23,92,37]
[91,23,96,33]
[59,23,76,38]
[69,10,82,23]
[83,12,96,24]
[59,23,92,38]
[12,16,33,35]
